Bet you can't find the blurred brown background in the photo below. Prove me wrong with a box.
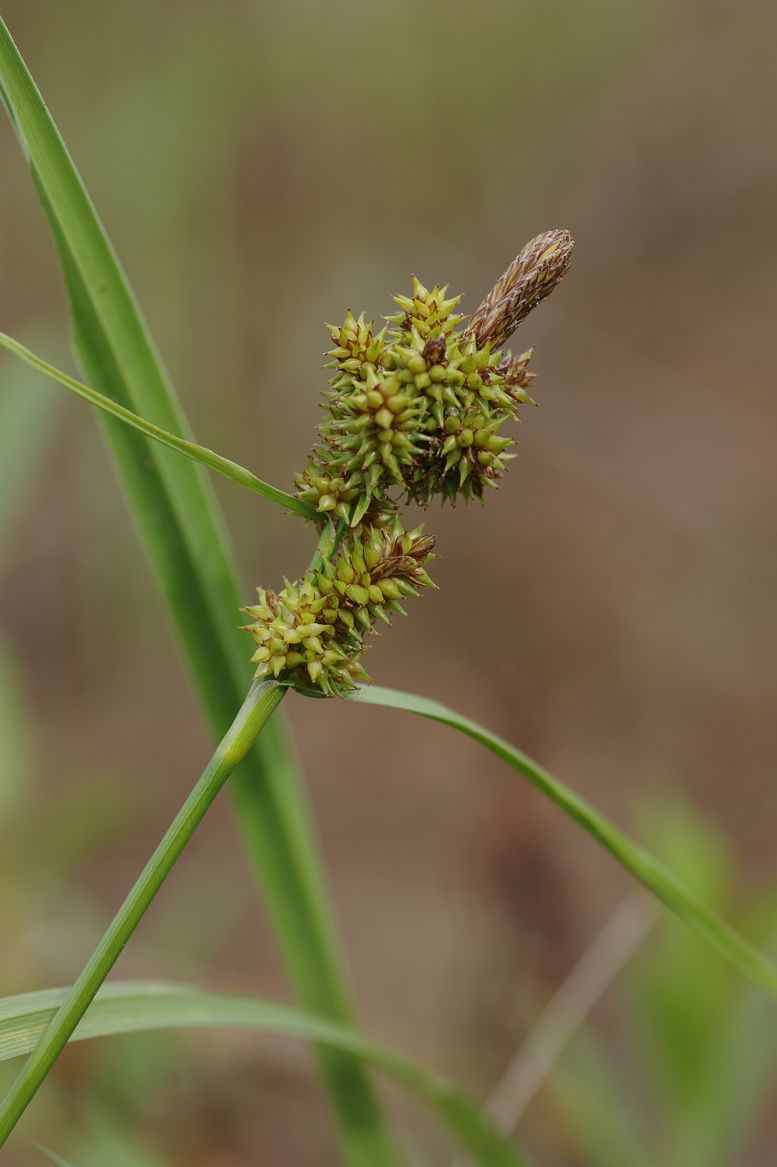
[2,1,777,1164]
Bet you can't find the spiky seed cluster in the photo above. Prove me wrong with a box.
[385,317,534,507]
[294,306,430,526]
[242,520,436,696]
[252,231,572,694]
[294,293,518,519]
[295,231,572,526]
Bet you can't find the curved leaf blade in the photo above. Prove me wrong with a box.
[0,332,316,518]
[349,685,777,1003]
[0,982,526,1167]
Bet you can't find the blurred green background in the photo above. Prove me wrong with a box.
[2,1,777,1163]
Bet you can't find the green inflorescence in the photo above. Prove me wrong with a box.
[242,520,436,696]
[294,278,537,526]
[245,230,573,694]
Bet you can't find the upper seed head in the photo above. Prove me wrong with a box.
[259,231,572,691]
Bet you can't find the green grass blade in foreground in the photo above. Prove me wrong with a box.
[350,686,777,1003]
[0,333,315,519]
[0,19,396,1165]
[0,681,282,1145]
[0,984,526,1167]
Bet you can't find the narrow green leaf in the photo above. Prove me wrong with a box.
[0,17,396,1163]
[0,332,316,519]
[349,686,777,1003]
[2,982,526,1167]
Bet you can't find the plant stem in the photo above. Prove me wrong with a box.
[0,679,284,1145]
[235,524,401,1167]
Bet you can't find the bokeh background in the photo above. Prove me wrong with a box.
[2,1,777,1164]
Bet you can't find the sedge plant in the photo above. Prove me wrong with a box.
[1,15,777,1165]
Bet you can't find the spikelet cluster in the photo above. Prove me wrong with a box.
[295,230,571,527]
[250,230,571,694]
[242,520,436,696]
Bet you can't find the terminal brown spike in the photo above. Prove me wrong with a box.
[468,229,573,349]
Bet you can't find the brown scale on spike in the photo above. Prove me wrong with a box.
[467,229,573,350]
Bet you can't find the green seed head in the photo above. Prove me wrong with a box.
[258,233,571,686]
[242,520,436,695]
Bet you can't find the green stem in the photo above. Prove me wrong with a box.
[235,524,401,1167]
[0,679,284,1145]
[0,332,316,519]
